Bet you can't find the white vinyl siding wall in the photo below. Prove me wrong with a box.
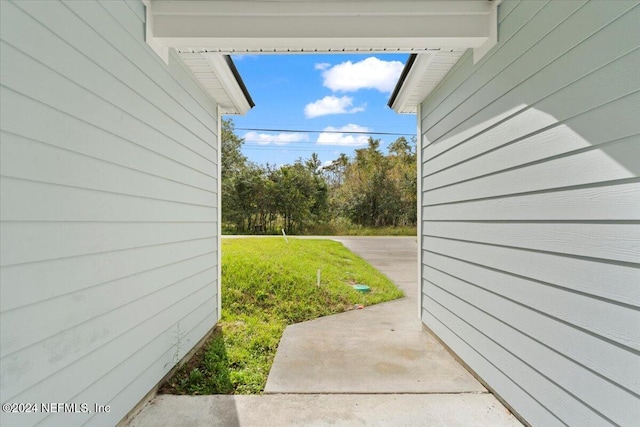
[419,1,640,426]
[0,1,219,426]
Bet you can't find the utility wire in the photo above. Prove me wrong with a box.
[242,146,354,151]
[236,127,415,136]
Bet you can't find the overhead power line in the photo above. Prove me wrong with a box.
[236,127,415,137]
[243,147,342,152]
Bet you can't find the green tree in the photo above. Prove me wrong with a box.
[268,160,328,234]
[221,118,248,231]
[387,136,417,226]
[305,152,322,175]
[229,163,268,232]
[221,118,246,180]
[339,138,395,226]
[329,137,416,227]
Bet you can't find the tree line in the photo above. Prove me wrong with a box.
[222,119,417,234]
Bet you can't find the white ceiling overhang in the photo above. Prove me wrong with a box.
[178,52,255,115]
[388,49,467,114]
[143,0,500,115]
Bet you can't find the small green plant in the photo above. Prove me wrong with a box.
[160,326,234,395]
[160,238,403,395]
[164,323,190,370]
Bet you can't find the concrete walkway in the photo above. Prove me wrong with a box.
[128,237,523,427]
[265,237,482,394]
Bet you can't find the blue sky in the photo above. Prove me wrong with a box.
[224,53,416,167]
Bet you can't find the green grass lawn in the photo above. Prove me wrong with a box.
[160,237,403,395]
[222,222,417,236]
[306,223,417,236]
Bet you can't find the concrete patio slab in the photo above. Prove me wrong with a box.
[264,306,484,394]
[128,394,522,427]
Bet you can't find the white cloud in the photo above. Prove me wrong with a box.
[243,131,310,145]
[304,95,365,118]
[317,124,371,146]
[231,54,258,61]
[321,57,404,93]
[314,62,331,70]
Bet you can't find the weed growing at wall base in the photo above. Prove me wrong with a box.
[160,237,403,394]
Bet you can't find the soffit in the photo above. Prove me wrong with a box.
[177,52,254,115]
[389,48,467,114]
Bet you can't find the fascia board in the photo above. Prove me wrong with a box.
[390,53,438,114]
[150,1,492,17]
[202,54,253,115]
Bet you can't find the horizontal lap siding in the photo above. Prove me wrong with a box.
[0,1,220,426]
[419,1,640,426]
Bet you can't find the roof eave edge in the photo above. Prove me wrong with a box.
[203,53,254,115]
